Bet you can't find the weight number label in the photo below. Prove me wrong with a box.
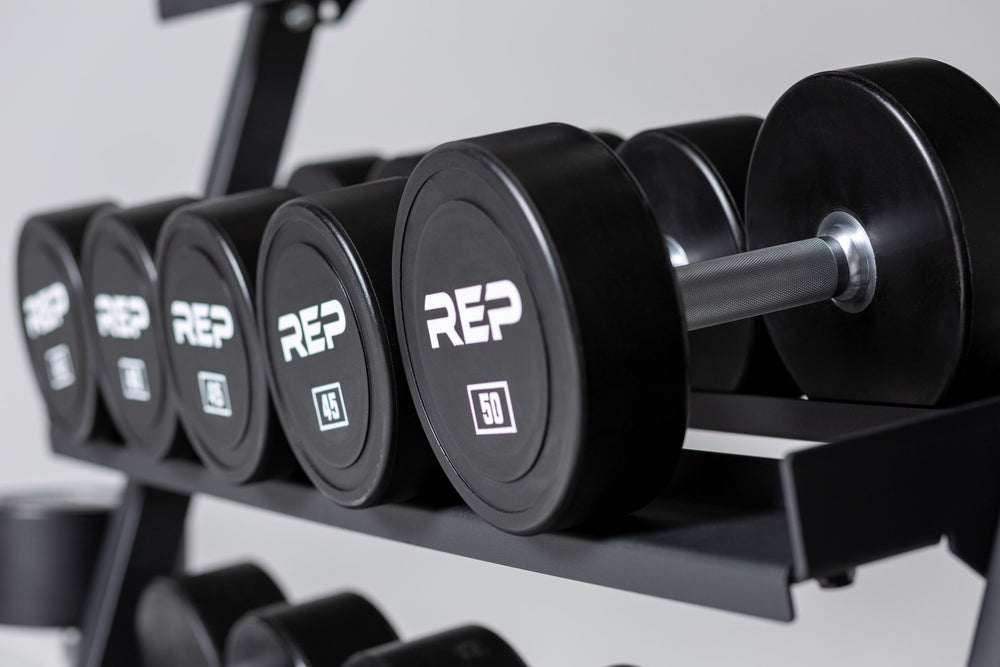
[311,382,349,432]
[44,343,75,391]
[197,370,232,417]
[117,357,151,402]
[466,380,517,435]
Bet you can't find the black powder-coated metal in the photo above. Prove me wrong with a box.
[225,592,398,667]
[82,198,196,459]
[136,562,286,667]
[51,393,1000,626]
[256,180,444,506]
[203,3,315,198]
[17,202,119,447]
[76,483,189,667]
[342,625,527,667]
[155,189,299,483]
[746,58,1000,405]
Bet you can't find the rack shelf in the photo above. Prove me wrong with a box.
[55,393,1000,624]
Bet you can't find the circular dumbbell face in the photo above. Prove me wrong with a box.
[258,205,381,504]
[395,125,686,534]
[17,204,114,444]
[747,59,1000,404]
[618,117,768,392]
[156,194,293,482]
[82,201,192,458]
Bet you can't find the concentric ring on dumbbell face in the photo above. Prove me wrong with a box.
[747,58,1000,405]
[257,204,389,505]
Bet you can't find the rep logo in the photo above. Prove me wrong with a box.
[95,294,150,340]
[278,299,346,363]
[311,382,349,431]
[466,380,517,435]
[171,301,234,349]
[423,280,522,349]
[23,282,70,339]
[117,357,151,402]
[197,371,232,417]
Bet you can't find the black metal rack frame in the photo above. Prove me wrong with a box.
[44,2,1000,665]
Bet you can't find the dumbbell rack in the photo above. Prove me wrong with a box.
[44,1,1000,666]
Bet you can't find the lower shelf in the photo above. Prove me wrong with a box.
[52,393,1000,622]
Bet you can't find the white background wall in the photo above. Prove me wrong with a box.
[0,1,996,665]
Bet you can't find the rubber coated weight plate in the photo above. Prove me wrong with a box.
[225,592,398,667]
[82,198,195,459]
[257,180,441,506]
[136,562,286,667]
[287,155,382,195]
[343,625,527,667]
[618,117,796,394]
[17,202,118,446]
[156,189,297,482]
[746,58,1000,405]
[394,124,687,534]
[592,130,623,149]
[366,153,425,181]
[0,487,117,627]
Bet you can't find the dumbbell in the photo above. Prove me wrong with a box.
[0,487,117,628]
[136,562,286,667]
[80,198,196,459]
[392,57,1000,534]
[343,625,528,667]
[287,155,382,195]
[256,180,441,506]
[155,188,301,482]
[17,202,118,445]
[617,116,795,393]
[225,591,398,666]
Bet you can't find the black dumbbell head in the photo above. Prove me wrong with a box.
[136,562,286,667]
[155,188,298,483]
[287,155,382,195]
[226,592,398,667]
[17,202,118,446]
[0,487,117,627]
[617,117,796,394]
[343,625,527,667]
[746,58,1000,405]
[366,153,425,181]
[81,198,195,459]
[257,180,441,506]
[393,124,687,534]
